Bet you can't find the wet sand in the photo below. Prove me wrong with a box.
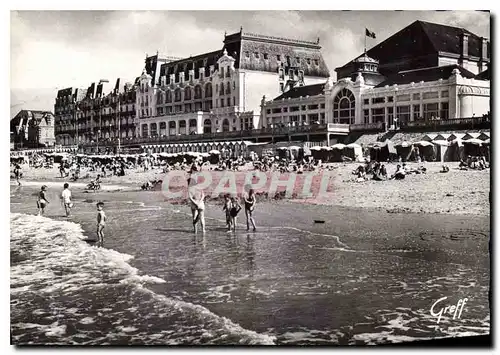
[12,160,490,216]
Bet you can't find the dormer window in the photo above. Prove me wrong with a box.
[264,53,269,60]
[276,54,281,61]
[254,52,259,59]
[314,59,319,66]
[307,58,311,65]
[296,57,300,64]
[245,52,250,58]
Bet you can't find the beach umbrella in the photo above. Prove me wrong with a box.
[288,145,301,150]
[331,143,346,149]
[209,149,220,155]
[310,146,322,151]
[413,141,434,147]
[320,146,332,151]
[277,147,288,150]
[483,139,490,145]
[463,138,484,145]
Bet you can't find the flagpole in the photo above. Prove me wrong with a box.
[364,31,367,54]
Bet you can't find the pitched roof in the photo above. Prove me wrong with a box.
[225,31,330,77]
[418,20,487,58]
[273,83,325,100]
[375,64,476,87]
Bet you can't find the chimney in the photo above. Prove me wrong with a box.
[460,32,469,58]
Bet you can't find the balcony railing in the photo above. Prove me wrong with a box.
[400,116,490,131]
[349,122,384,132]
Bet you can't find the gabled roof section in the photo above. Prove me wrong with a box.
[375,64,476,87]
[273,83,325,100]
[159,50,222,84]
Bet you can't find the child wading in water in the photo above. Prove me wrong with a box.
[96,202,106,247]
[229,197,242,232]
[60,183,73,217]
[37,185,49,216]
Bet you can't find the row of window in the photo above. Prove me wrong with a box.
[363,91,449,105]
[244,52,320,66]
[266,103,325,115]
[268,113,326,125]
[154,84,214,104]
[156,101,213,115]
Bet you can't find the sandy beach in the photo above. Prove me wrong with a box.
[12,161,489,216]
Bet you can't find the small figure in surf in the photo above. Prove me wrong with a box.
[229,196,242,232]
[14,163,22,186]
[244,189,257,232]
[96,202,106,247]
[188,178,206,234]
[60,183,73,217]
[37,185,49,216]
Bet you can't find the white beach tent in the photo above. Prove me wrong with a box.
[331,143,346,150]
[310,146,322,151]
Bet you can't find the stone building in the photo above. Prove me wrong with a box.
[10,110,55,149]
[54,78,137,148]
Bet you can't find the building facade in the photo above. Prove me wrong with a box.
[10,110,55,149]
[135,29,330,140]
[54,78,137,148]
[261,20,490,145]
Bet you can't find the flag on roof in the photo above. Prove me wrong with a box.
[365,28,376,39]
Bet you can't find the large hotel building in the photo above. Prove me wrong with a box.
[54,20,490,153]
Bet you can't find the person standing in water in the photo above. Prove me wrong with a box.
[96,202,106,247]
[229,196,242,232]
[60,183,73,217]
[37,185,49,216]
[188,178,206,234]
[244,189,257,232]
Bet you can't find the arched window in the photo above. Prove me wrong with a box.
[205,83,213,98]
[220,83,224,96]
[185,87,192,101]
[222,119,230,132]
[166,90,172,103]
[168,121,176,135]
[226,82,231,94]
[194,85,202,99]
[333,88,356,124]
[174,88,182,102]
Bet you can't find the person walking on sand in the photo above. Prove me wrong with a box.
[244,189,257,232]
[60,183,73,217]
[96,202,106,247]
[188,178,206,234]
[37,185,49,216]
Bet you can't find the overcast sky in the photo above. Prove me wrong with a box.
[10,10,490,114]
